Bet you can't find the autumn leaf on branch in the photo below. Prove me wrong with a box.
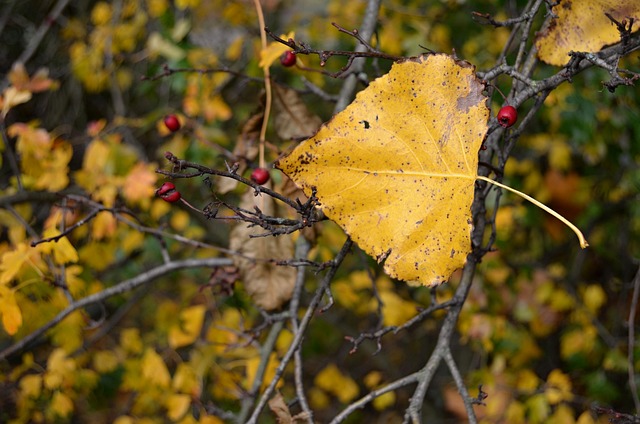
[277,54,587,287]
[536,0,640,66]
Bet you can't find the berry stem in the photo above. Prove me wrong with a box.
[253,0,270,171]
[475,175,589,249]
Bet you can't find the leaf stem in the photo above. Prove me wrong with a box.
[475,175,589,249]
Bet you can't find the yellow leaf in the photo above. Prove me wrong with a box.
[38,228,79,265]
[2,87,32,116]
[373,391,396,411]
[245,352,282,392]
[147,32,186,61]
[168,305,207,349]
[122,163,158,205]
[536,0,640,66]
[0,286,22,335]
[173,363,201,396]
[259,32,295,68]
[19,374,42,398]
[141,348,171,388]
[582,284,606,313]
[44,349,76,390]
[545,369,574,404]
[0,242,39,285]
[314,363,359,404]
[93,350,119,373]
[277,54,489,286]
[166,393,191,421]
[50,391,74,418]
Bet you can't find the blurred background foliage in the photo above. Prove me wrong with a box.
[0,0,639,423]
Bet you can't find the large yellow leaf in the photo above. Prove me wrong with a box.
[277,54,489,286]
[536,0,640,66]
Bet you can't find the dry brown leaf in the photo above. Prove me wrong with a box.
[268,392,311,424]
[273,85,323,142]
[229,188,296,310]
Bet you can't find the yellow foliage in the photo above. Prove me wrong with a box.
[582,284,606,313]
[314,363,359,404]
[536,0,640,66]
[549,404,576,424]
[515,369,540,392]
[166,393,191,421]
[378,290,419,327]
[0,242,43,285]
[44,348,76,390]
[141,348,171,388]
[259,32,295,68]
[91,2,113,26]
[123,163,158,206]
[146,0,168,18]
[244,352,282,392]
[0,285,22,335]
[120,328,144,355]
[173,363,201,396]
[561,325,597,359]
[147,32,186,61]
[93,350,120,373]
[19,374,42,399]
[49,391,74,418]
[9,123,72,191]
[38,228,79,265]
[277,54,489,286]
[545,369,574,404]
[168,305,207,349]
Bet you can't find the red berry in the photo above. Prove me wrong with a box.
[497,105,517,128]
[164,114,181,132]
[280,51,296,67]
[156,182,181,203]
[250,168,270,185]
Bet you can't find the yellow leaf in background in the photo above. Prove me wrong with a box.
[373,391,396,411]
[147,32,186,61]
[50,391,74,418]
[545,369,573,404]
[93,350,119,373]
[122,163,157,204]
[38,228,79,265]
[141,348,171,388]
[1,87,31,117]
[19,374,42,399]
[44,349,76,390]
[92,212,117,239]
[259,31,295,68]
[536,0,640,66]
[377,290,419,326]
[582,284,606,313]
[0,285,22,335]
[0,242,39,285]
[314,364,359,404]
[166,393,191,421]
[226,35,245,61]
[173,363,201,396]
[245,352,282,392]
[203,95,232,122]
[172,18,191,42]
[147,0,168,18]
[278,54,489,286]
[168,305,207,349]
[120,328,144,355]
[90,2,112,26]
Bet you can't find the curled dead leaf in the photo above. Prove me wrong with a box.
[229,188,296,310]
